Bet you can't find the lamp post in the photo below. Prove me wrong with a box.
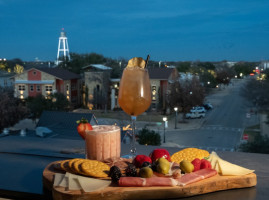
[163,117,167,143]
[174,107,178,129]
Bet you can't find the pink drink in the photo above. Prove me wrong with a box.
[85,125,121,161]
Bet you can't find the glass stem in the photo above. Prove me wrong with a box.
[130,116,137,157]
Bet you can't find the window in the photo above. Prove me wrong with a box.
[66,85,69,91]
[96,85,100,92]
[152,86,156,101]
[45,85,52,92]
[30,85,34,92]
[18,85,25,91]
[33,71,37,75]
[71,84,76,91]
[36,85,41,92]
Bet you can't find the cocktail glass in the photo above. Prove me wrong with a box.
[118,57,152,158]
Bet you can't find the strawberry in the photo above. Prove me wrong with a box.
[200,159,212,169]
[76,118,93,140]
[191,158,201,172]
[149,148,171,162]
[133,155,152,168]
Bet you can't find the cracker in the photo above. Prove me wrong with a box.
[60,159,74,173]
[72,159,88,175]
[171,148,210,164]
[80,160,110,178]
[53,161,63,171]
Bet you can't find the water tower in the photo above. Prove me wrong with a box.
[56,28,71,65]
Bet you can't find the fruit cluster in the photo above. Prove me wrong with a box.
[180,158,212,173]
[109,148,212,182]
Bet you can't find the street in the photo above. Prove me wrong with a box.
[164,79,257,151]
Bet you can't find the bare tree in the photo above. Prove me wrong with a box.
[168,77,205,117]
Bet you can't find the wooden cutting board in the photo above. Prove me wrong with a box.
[43,161,257,200]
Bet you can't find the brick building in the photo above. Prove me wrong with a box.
[13,67,81,106]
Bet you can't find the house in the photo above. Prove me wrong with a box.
[83,64,112,110]
[13,67,81,106]
[148,67,179,110]
[36,110,97,138]
[0,70,14,88]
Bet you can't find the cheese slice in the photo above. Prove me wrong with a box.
[53,173,65,186]
[218,158,254,176]
[76,175,111,193]
[67,173,82,190]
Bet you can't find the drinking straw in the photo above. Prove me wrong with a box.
[145,55,150,68]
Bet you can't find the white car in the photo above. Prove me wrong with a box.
[185,112,205,119]
[190,106,206,113]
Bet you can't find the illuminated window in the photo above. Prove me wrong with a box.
[152,86,156,101]
[45,85,52,92]
[18,85,25,91]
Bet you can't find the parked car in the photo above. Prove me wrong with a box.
[190,106,206,113]
[185,112,205,119]
[203,103,213,110]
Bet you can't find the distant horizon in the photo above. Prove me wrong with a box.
[6,55,263,63]
[1,0,269,62]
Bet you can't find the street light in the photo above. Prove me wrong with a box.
[163,117,167,143]
[174,107,178,129]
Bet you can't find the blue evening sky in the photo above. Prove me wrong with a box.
[0,0,269,62]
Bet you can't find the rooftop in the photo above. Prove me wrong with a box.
[37,67,80,80]
[148,68,175,80]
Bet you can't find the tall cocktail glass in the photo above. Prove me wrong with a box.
[118,57,152,158]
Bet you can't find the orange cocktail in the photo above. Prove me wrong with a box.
[118,66,152,116]
[118,57,152,158]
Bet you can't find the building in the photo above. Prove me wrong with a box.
[13,67,81,106]
[148,67,179,111]
[83,64,112,110]
[0,70,14,88]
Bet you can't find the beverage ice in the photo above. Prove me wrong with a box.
[85,125,121,161]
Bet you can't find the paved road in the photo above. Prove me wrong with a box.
[164,79,254,152]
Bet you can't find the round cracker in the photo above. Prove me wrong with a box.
[53,161,63,171]
[80,160,110,178]
[71,159,86,175]
[60,159,74,173]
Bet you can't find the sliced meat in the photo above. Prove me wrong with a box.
[194,168,217,179]
[118,177,177,187]
[177,168,217,186]
[119,177,145,187]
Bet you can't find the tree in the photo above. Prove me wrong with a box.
[26,93,70,121]
[0,87,27,132]
[61,53,107,74]
[14,64,24,74]
[176,62,191,73]
[215,67,234,85]
[232,62,256,77]
[168,77,205,116]
[241,78,269,110]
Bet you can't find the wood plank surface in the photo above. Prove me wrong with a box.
[43,161,257,200]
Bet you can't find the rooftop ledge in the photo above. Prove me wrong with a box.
[0,135,268,200]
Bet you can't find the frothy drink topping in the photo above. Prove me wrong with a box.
[90,125,120,133]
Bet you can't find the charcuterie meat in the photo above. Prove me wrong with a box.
[118,177,178,187]
[177,168,217,186]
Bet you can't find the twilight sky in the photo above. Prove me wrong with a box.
[0,0,269,62]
